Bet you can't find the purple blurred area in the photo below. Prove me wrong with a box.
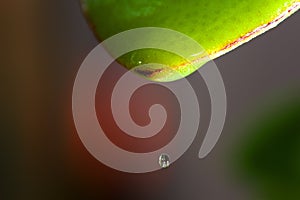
[0,0,299,199]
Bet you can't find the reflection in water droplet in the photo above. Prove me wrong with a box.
[159,154,170,169]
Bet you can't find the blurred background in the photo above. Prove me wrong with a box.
[1,0,299,199]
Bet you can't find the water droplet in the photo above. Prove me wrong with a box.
[159,154,170,169]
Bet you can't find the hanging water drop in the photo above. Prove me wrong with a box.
[159,154,170,169]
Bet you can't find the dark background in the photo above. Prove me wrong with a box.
[1,0,299,199]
